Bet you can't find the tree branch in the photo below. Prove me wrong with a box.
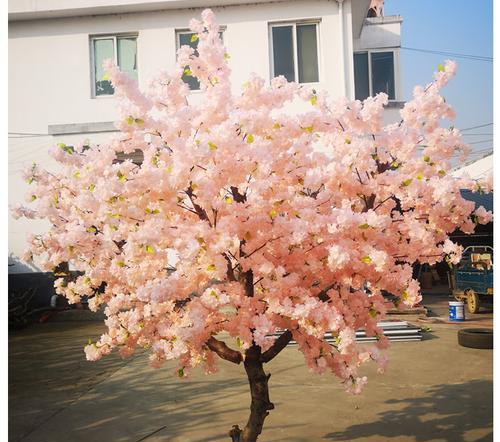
[230,186,247,203]
[261,330,292,363]
[317,282,337,302]
[206,337,243,364]
[223,253,237,281]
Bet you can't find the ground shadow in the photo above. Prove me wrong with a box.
[325,379,492,442]
[9,321,303,442]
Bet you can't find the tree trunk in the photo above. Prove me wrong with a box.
[229,345,274,442]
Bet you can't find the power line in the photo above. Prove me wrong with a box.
[459,123,493,131]
[467,139,493,145]
[401,46,493,62]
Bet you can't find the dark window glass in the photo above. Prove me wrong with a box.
[371,51,395,99]
[272,26,295,82]
[353,52,370,100]
[297,24,319,83]
[179,32,201,90]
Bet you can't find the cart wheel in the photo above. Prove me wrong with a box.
[466,289,480,314]
[458,328,492,349]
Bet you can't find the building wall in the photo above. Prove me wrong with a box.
[8,0,402,272]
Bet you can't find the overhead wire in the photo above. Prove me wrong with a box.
[459,123,493,131]
[401,46,493,62]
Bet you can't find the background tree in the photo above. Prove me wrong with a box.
[14,9,492,442]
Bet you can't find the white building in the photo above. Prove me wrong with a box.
[8,0,403,273]
[452,153,493,181]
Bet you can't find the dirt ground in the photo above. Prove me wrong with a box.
[9,293,493,442]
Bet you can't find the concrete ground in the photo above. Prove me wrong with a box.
[9,294,493,442]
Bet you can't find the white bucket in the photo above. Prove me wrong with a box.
[449,301,465,321]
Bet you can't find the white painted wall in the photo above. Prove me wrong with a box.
[354,16,402,51]
[8,0,402,272]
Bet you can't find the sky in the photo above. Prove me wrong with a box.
[384,0,493,166]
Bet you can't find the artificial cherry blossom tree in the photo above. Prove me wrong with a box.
[14,9,492,442]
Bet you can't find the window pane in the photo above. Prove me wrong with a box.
[94,38,114,96]
[297,24,319,83]
[354,52,370,100]
[178,32,200,90]
[371,51,395,99]
[117,37,138,82]
[272,26,295,82]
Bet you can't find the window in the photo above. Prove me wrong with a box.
[91,35,138,97]
[353,50,396,100]
[176,29,224,91]
[270,22,320,83]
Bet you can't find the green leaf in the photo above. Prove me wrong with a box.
[102,73,110,81]
[369,308,378,318]
[126,116,134,125]
[310,95,318,106]
[87,226,97,234]
[302,126,314,134]
[246,134,254,144]
[224,52,231,60]
[88,183,95,192]
[190,33,199,43]
[361,256,372,264]
[73,170,80,178]
[236,337,243,348]
[58,143,74,154]
[401,179,413,187]
[358,223,370,230]
[206,264,216,272]
[437,64,445,72]
[117,171,126,183]
[269,209,278,220]
[177,367,185,378]
[183,68,192,77]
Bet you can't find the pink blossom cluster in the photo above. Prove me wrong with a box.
[14,10,492,393]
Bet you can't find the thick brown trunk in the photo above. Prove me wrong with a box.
[229,346,274,442]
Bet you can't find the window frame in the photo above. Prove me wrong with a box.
[353,48,400,101]
[175,27,226,93]
[268,20,322,84]
[89,33,139,99]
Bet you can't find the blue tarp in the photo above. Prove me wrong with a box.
[460,190,493,213]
